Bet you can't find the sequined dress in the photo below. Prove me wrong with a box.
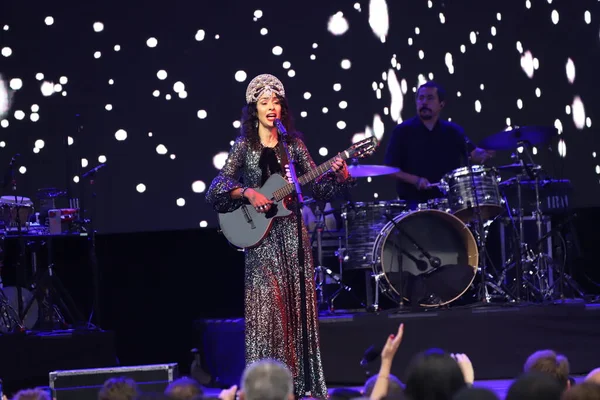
[206,135,352,398]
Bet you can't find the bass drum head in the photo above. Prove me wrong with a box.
[373,209,478,307]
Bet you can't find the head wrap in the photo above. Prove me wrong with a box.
[245,74,286,104]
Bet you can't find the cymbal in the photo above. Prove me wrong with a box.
[495,163,541,173]
[348,164,400,177]
[479,126,558,151]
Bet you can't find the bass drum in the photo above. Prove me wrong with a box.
[372,209,479,307]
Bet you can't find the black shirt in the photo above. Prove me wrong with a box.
[384,116,476,205]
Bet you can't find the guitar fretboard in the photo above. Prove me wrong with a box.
[272,151,350,201]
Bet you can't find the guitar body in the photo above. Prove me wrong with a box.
[217,174,294,248]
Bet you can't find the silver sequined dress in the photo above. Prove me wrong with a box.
[206,135,353,398]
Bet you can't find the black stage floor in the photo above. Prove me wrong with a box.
[0,329,118,395]
[196,301,600,387]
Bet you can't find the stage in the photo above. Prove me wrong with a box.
[196,301,600,387]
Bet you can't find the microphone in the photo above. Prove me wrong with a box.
[9,153,20,166]
[82,163,106,178]
[274,118,287,135]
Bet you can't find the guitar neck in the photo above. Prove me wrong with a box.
[272,151,350,201]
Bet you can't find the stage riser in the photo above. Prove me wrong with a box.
[197,304,600,386]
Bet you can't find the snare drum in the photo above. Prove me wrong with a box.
[441,165,503,223]
[343,200,407,269]
[417,198,450,212]
[0,196,34,228]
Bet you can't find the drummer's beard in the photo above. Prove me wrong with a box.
[419,107,433,120]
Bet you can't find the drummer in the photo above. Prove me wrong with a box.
[383,81,495,209]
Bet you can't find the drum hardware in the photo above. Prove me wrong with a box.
[347,161,400,178]
[478,125,558,151]
[312,206,364,313]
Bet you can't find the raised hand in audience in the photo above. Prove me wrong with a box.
[451,353,475,385]
[218,385,237,400]
[370,323,404,400]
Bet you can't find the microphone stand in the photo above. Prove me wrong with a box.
[81,164,104,329]
[274,119,311,396]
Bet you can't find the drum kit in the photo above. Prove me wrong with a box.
[311,125,583,312]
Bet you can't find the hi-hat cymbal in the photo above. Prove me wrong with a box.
[479,126,558,151]
[348,164,400,177]
[496,163,541,173]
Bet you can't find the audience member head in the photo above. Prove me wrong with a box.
[329,388,363,400]
[524,350,570,389]
[453,387,499,400]
[364,374,404,398]
[98,377,139,400]
[239,359,294,400]
[404,348,467,400]
[12,389,51,400]
[506,371,563,400]
[562,382,600,400]
[585,368,600,384]
[164,377,204,400]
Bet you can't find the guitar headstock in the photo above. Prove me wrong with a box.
[344,136,378,160]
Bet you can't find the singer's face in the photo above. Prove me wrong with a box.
[416,87,443,121]
[256,92,282,130]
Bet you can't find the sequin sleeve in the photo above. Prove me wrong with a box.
[205,137,248,213]
[293,138,357,202]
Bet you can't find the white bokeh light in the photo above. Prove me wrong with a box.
[328,12,349,35]
[192,180,206,193]
[373,114,385,140]
[558,139,566,158]
[260,28,268,35]
[272,46,283,56]
[115,129,127,141]
[30,113,39,122]
[40,81,54,97]
[288,70,296,78]
[176,198,186,207]
[341,59,352,70]
[387,69,403,123]
[197,110,207,119]
[368,0,389,43]
[19,166,27,174]
[339,101,348,109]
[551,10,559,24]
[213,152,229,170]
[105,104,112,111]
[233,120,241,128]
[337,121,347,129]
[584,11,591,24]
[445,52,454,74]
[81,158,89,168]
[146,37,158,48]
[2,47,12,57]
[34,139,45,149]
[156,144,168,155]
[173,81,185,93]
[199,221,208,228]
[303,92,311,100]
[93,22,104,32]
[554,119,563,135]
[566,58,575,83]
[475,100,482,113]
[136,183,147,193]
[520,51,535,78]
[45,16,54,26]
[319,147,328,157]
[235,70,247,82]
[99,155,107,163]
[157,70,167,80]
[572,96,586,130]
[333,83,342,91]
[14,110,25,120]
[195,30,206,41]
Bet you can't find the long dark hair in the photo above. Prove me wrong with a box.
[404,349,466,400]
[239,95,302,148]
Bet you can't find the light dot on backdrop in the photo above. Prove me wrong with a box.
[551,10,559,25]
[44,16,54,26]
[497,12,502,21]
[199,221,208,228]
[333,83,342,91]
[176,198,186,207]
[282,61,291,69]
[54,84,63,93]
[33,147,39,153]
[339,101,348,109]
[566,105,571,115]
[19,167,27,174]
[312,43,318,49]
[146,37,158,48]
[586,117,592,128]
[566,58,575,83]
[572,96,586,129]
[213,152,228,170]
[460,45,466,53]
[558,139,566,157]
[157,70,167,80]
[93,22,104,32]
[337,121,347,129]
[99,155,107,163]
[114,45,121,51]
[517,99,523,109]
[368,0,390,43]
[105,104,112,111]
[319,147,328,156]
[35,73,44,81]
[1,47,12,57]
[322,107,329,113]
[584,11,591,24]
[14,110,25,120]
[235,70,247,82]
[197,110,207,119]
[328,11,349,35]
[35,139,45,149]
[191,180,206,193]
[173,81,185,93]
[115,129,127,141]
[418,50,425,59]
[108,79,114,85]
[554,119,564,135]
[233,120,241,128]
[9,78,22,90]
[59,76,68,85]
[303,92,311,100]
[94,51,101,59]
[0,120,8,128]
[170,154,176,160]
[300,111,308,118]
[136,184,146,193]
[81,158,89,168]
[253,10,263,19]
[475,100,482,113]
[341,59,351,69]
[287,70,296,77]
[260,28,268,35]
[30,113,39,122]
[535,88,541,97]
[152,90,160,97]
[68,136,74,145]
[178,91,187,99]
[439,13,446,24]
[156,144,168,155]
[73,176,80,183]
[195,29,206,41]
[0,141,5,146]
[521,50,534,78]
[272,46,283,55]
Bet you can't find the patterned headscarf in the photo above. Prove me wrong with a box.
[245,74,286,104]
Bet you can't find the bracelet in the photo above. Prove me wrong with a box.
[240,187,249,198]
